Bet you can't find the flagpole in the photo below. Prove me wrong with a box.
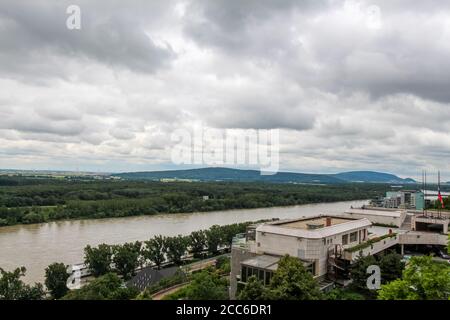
[438,170,441,218]
[422,170,425,216]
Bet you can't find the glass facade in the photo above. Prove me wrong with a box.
[241,266,274,285]
[342,234,348,245]
[241,260,316,285]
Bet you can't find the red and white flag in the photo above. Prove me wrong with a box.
[438,187,445,209]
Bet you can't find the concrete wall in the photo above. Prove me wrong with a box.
[229,246,257,300]
[411,216,449,234]
[399,232,448,245]
[345,211,405,227]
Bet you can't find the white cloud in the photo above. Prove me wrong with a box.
[0,0,450,179]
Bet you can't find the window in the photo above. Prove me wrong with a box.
[241,266,247,282]
[259,269,264,281]
[265,272,272,285]
[350,232,357,242]
[306,263,314,274]
[342,234,348,245]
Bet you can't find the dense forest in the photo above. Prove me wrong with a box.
[0,176,390,226]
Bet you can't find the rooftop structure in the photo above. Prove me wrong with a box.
[344,207,406,227]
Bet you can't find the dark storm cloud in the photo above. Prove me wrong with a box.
[184,0,450,103]
[0,0,175,79]
[183,0,327,57]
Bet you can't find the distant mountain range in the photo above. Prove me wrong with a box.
[113,168,416,184]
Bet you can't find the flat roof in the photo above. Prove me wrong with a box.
[241,255,312,271]
[277,217,354,230]
[241,255,280,271]
[345,208,403,217]
[257,215,371,239]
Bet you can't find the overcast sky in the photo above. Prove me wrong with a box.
[1,0,449,180]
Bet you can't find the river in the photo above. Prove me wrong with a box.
[0,199,367,284]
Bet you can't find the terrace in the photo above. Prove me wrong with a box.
[343,233,399,261]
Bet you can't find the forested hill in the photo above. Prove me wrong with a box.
[332,171,417,184]
[113,167,416,184]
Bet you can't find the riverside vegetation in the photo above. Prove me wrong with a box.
[0,176,389,227]
[1,219,449,300]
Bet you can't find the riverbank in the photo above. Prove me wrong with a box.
[0,199,368,284]
[0,196,372,229]
[0,178,388,227]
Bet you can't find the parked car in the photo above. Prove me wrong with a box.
[436,248,450,260]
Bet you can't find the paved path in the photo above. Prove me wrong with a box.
[152,283,189,300]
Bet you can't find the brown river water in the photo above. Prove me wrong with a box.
[0,200,367,284]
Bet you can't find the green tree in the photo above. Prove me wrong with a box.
[325,288,365,300]
[45,262,70,299]
[84,244,113,277]
[378,252,404,284]
[205,225,223,255]
[189,230,206,257]
[19,283,46,300]
[143,235,166,269]
[265,255,323,300]
[378,255,450,300]
[62,273,139,300]
[184,270,228,300]
[0,267,45,300]
[237,276,267,300]
[165,235,187,265]
[221,223,245,247]
[377,279,416,300]
[112,242,142,280]
[349,253,377,295]
[215,256,231,274]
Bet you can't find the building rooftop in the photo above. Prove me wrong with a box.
[241,255,280,271]
[241,254,313,271]
[345,208,403,217]
[257,215,371,239]
[276,217,354,230]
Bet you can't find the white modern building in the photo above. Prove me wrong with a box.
[230,215,398,298]
[230,207,449,299]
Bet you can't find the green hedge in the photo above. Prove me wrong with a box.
[345,233,397,253]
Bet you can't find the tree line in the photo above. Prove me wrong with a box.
[0,177,389,226]
[2,245,449,300]
[82,221,262,280]
[0,220,261,300]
